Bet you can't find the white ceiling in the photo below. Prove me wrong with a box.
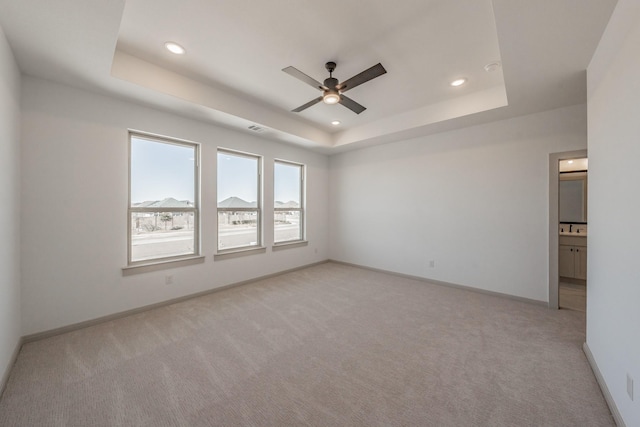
[0,0,617,153]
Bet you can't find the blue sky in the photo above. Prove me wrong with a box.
[131,137,195,203]
[218,153,301,203]
[274,162,301,203]
[217,152,258,202]
[131,137,302,204]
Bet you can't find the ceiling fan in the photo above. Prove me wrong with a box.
[282,61,387,114]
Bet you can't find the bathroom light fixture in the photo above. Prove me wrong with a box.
[450,78,467,87]
[331,120,341,126]
[164,42,186,55]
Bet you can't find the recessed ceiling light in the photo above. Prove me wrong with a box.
[450,78,467,87]
[484,62,501,72]
[165,42,186,55]
[331,120,341,126]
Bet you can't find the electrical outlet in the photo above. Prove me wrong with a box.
[165,275,173,285]
[628,374,634,401]
[429,260,435,268]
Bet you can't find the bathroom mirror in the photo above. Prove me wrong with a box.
[559,172,587,223]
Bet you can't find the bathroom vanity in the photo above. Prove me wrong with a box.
[559,234,587,280]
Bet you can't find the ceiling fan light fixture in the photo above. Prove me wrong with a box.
[323,91,340,105]
[164,42,186,55]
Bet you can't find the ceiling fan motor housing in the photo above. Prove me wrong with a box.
[324,77,339,90]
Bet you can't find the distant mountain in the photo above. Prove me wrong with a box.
[218,196,256,208]
[275,200,300,208]
[133,197,193,208]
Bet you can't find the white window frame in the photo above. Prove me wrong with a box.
[217,148,263,253]
[274,159,305,244]
[128,132,200,266]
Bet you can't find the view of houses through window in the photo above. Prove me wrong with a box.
[217,149,261,251]
[129,138,306,264]
[274,160,304,243]
[129,134,199,264]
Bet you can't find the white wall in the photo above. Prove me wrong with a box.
[329,104,587,302]
[587,0,640,425]
[0,26,21,384]
[20,77,329,336]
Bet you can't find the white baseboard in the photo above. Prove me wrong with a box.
[330,259,547,307]
[583,342,626,427]
[0,337,23,400]
[22,260,330,344]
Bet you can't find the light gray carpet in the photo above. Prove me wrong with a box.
[0,262,613,426]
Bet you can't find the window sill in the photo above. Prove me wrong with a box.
[214,246,266,261]
[122,256,205,276]
[272,240,309,251]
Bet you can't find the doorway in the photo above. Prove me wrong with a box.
[558,158,587,311]
[548,149,587,310]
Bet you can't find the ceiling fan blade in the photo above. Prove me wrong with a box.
[339,95,366,114]
[292,96,323,112]
[338,63,387,93]
[282,66,327,91]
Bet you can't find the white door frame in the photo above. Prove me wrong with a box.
[548,149,587,309]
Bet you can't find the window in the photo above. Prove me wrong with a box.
[217,149,262,251]
[274,160,304,243]
[128,133,199,264]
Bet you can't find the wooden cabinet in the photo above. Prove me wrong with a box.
[575,246,587,279]
[559,245,575,277]
[559,236,587,280]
